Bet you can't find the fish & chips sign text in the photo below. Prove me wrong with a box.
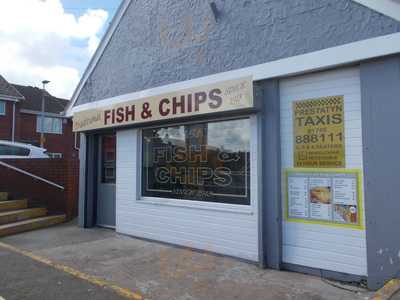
[73,77,253,132]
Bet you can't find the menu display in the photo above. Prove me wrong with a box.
[286,169,362,228]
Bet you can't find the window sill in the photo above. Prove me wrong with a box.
[36,132,63,135]
[138,196,255,215]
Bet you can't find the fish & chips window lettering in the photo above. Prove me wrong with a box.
[141,118,251,205]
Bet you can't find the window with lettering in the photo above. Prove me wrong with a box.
[142,119,251,205]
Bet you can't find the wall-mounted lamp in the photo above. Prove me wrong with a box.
[209,2,219,22]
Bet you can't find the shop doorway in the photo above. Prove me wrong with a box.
[96,134,116,228]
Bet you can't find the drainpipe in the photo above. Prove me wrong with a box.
[40,80,50,148]
[74,132,80,151]
[11,102,16,142]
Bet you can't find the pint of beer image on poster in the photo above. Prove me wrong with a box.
[285,169,363,230]
[293,96,345,168]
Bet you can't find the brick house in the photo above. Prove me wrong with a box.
[0,75,78,159]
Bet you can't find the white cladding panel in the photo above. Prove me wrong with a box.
[280,67,367,276]
[116,117,259,261]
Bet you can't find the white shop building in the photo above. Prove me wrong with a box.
[67,0,400,290]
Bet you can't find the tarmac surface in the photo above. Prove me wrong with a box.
[0,220,374,300]
[0,248,126,300]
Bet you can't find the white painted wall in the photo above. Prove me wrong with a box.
[279,67,368,276]
[115,116,260,261]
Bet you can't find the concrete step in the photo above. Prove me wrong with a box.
[0,208,48,225]
[0,200,28,212]
[0,215,66,237]
[0,192,8,201]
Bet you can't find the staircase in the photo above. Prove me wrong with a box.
[0,192,66,237]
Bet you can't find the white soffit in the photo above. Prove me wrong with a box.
[66,0,400,116]
[352,0,400,22]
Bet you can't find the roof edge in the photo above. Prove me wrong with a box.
[65,0,132,116]
[352,0,400,22]
[0,93,24,102]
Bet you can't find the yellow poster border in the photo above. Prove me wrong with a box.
[284,168,365,230]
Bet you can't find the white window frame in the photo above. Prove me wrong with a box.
[36,116,63,134]
[135,115,259,215]
[0,101,5,116]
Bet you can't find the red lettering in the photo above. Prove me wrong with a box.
[159,98,170,116]
[116,107,124,123]
[208,88,222,109]
[187,94,193,113]
[111,109,115,124]
[173,95,185,115]
[194,92,207,111]
[125,105,135,121]
[104,110,111,125]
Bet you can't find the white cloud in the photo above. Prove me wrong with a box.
[0,0,108,99]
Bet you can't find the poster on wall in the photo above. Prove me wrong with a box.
[285,169,363,229]
[293,95,345,168]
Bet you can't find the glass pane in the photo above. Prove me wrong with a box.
[0,101,5,115]
[44,117,53,133]
[36,116,42,132]
[0,145,29,156]
[0,145,8,155]
[142,118,251,205]
[101,135,116,183]
[52,118,62,134]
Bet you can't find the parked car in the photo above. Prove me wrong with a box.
[0,140,48,159]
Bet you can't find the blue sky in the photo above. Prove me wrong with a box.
[62,0,122,30]
[0,0,123,98]
[62,0,123,64]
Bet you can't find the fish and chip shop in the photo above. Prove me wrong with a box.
[68,0,400,290]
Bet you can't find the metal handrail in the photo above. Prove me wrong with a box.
[0,161,64,190]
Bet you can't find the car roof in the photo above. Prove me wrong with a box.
[0,140,46,151]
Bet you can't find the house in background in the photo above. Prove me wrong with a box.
[0,74,78,159]
[0,75,25,140]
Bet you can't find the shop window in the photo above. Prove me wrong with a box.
[142,118,251,205]
[101,135,116,184]
[0,101,5,115]
[36,116,63,134]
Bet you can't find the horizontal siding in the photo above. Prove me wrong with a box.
[116,120,259,262]
[280,67,367,276]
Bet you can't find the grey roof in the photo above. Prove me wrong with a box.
[0,75,25,100]
[12,84,69,115]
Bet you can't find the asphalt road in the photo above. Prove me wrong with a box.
[0,247,126,300]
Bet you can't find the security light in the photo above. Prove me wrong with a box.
[209,2,219,21]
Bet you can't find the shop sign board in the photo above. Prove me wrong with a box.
[293,96,345,168]
[73,77,254,132]
[284,168,363,230]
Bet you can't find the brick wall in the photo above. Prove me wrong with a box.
[18,113,78,159]
[0,100,78,160]
[0,158,79,220]
[0,101,13,140]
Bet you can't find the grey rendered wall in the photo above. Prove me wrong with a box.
[257,80,282,269]
[75,0,400,106]
[360,55,400,290]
